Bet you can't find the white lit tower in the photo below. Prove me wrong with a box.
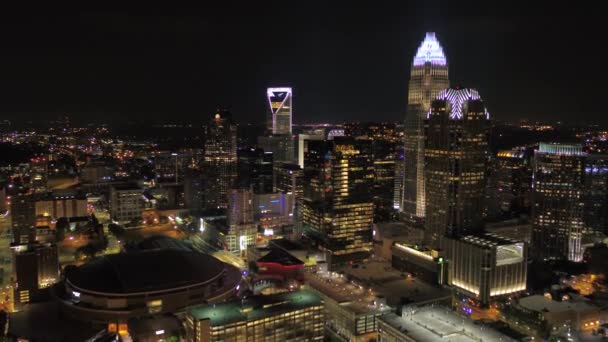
[267,87,293,135]
[402,32,449,222]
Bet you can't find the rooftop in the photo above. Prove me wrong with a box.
[111,183,142,191]
[461,233,522,247]
[538,142,585,156]
[257,248,304,266]
[380,306,517,342]
[518,295,598,314]
[66,249,226,294]
[188,290,322,326]
[306,271,376,314]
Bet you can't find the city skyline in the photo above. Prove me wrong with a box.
[1,5,608,341]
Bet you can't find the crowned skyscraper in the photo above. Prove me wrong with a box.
[424,87,490,249]
[402,32,449,221]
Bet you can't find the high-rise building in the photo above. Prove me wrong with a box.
[237,147,274,194]
[274,163,305,239]
[487,148,533,217]
[267,87,293,135]
[184,290,324,342]
[274,163,303,200]
[203,110,237,209]
[254,192,295,231]
[302,137,374,267]
[424,87,490,249]
[583,154,608,235]
[402,32,449,221]
[10,193,36,230]
[532,143,585,262]
[393,144,405,210]
[12,242,59,310]
[371,140,396,219]
[227,188,257,257]
[110,183,144,224]
[183,169,206,211]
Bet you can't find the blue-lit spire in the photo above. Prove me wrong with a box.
[412,32,447,66]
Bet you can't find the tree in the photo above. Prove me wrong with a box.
[108,223,126,238]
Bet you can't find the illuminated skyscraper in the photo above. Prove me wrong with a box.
[532,143,585,262]
[203,110,237,210]
[302,137,374,267]
[424,87,490,249]
[402,32,449,221]
[267,87,293,135]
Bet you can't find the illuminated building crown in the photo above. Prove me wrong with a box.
[413,32,447,66]
[434,87,489,120]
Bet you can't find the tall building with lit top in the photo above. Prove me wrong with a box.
[302,137,374,267]
[424,87,490,249]
[402,32,449,221]
[203,110,237,210]
[532,143,585,262]
[267,87,292,135]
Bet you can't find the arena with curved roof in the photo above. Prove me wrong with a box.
[57,249,241,324]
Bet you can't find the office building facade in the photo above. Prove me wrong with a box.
[110,184,144,224]
[302,137,374,266]
[583,154,608,235]
[258,134,294,164]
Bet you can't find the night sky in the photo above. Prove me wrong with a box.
[0,4,605,125]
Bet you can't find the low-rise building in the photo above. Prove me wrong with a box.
[442,233,528,305]
[35,190,87,220]
[391,242,446,285]
[184,290,324,341]
[306,271,387,342]
[507,295,601,333]
[378,306,517,342]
